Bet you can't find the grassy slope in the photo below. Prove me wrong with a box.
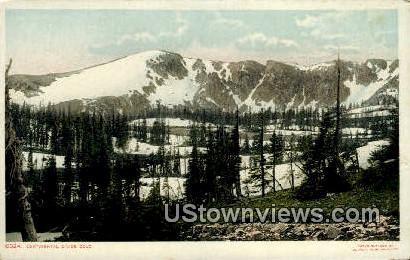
[214,185,399,222]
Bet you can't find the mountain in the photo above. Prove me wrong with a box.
[8,50,399,113]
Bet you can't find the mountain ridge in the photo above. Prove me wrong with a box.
[9,50,399,113]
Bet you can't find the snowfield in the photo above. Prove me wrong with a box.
[130,118,194,127]
[343,60,398,105]
[356,140,390,169]
[22,151,65,171]
[239,155,304,196]
[113,137,205,156]
[346,105,394,118]
[140,177,185,200]
[20,139,390,201]
[10,50,201,107]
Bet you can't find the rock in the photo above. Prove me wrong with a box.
[312,230,326,240]
[325,226,342,239]
[271,233,281,240]
[226,225,236,234]
[375,227,386,234]
[192,225,204,236]
[367,222,376,228]
[249,230,264,240]
[270,223,289,234]
[235,228,245,237]
[388,226,400,237]
[340,226,350,232]
[346,230,355,239]
[334,234,345,240]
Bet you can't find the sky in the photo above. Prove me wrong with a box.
[6,9,398,74]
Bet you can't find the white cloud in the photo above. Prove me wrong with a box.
[310,29,344,40]
[295,15,320,28]
[116,32,157,45]
[324,44,359,51]
[237,32,298,48]
[297,12,350,41]
[93,13,189,53]
[279,39,299,48]
[322,33,345,40]
[159,13,189,38]
[180,40,246,62]
[210,17,244,29]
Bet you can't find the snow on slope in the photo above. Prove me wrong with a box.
[356,140,389,169]
[10,51,398,110]
[343,61,398,105]
[240,155,303,196]
[22,151,65,171]
[343,75,386,105]
[12,51,161,105]
[10,50,200,107]
[140,177,185,200]
[129,118,194,127]
[147,56,199,106]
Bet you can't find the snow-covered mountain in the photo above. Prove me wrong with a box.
[9,50,398,113]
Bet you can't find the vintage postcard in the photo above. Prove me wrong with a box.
[1,0,409,259]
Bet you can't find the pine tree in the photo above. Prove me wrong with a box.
[62,114,74,205]
[116,114,129,150]
[44,156,58,210]
[173,149,181,177]
[231,109,242,197]
[204,128,216,202]
[141,118,148,142]
[242,134,251,154]
[185,142,204,204]
[269,132,284,192]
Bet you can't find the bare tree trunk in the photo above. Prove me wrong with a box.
[259,110,265,197]
[234,109,242,197]
[272,160,276,193]
[334,53,346,176]
[334,54,341,155]
[5,59,38,241]
[289,135,295,191]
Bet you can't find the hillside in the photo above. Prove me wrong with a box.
[8,50,398,113]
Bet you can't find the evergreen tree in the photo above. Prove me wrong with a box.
[173,149,181,177]
[230,109,242,197]
[43,156,58,210]
[269,132,284,192]
[116,114,129,149]
[259,111,266,196]
[247,111,269,196]
[185,142,204,204]
[242,134,251,154]
[204,129,216,203]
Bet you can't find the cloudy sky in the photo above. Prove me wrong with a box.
[6,9,397,74]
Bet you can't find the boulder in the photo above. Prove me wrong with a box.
[325,226,342,239]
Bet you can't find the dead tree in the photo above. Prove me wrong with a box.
[333,53,346,176]
[5,59,38,241]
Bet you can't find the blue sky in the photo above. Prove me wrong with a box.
[6,9,397,74]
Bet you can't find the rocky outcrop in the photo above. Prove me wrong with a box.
[185,215,399,241]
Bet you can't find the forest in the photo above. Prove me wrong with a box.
[5,62,399,241]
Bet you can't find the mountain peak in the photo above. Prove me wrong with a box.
[8,50,398,113]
